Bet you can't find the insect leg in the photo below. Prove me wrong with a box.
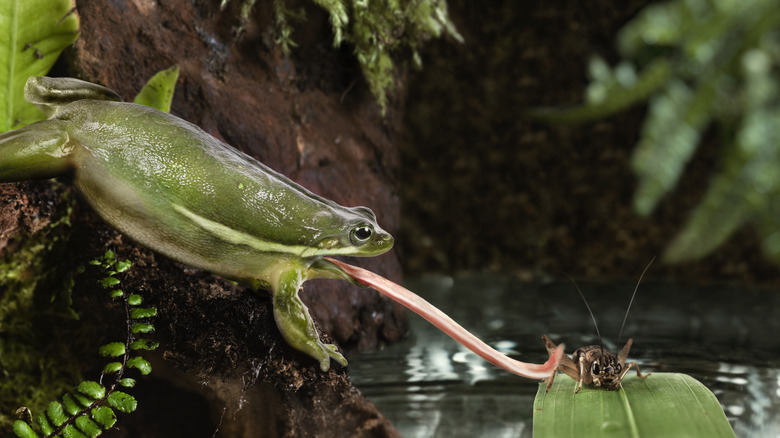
[575,355,590,393]
[542,335,579,392]
[617,338,634,364]
[624,361,650,380]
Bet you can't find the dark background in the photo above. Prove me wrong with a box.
[400,0,780,284]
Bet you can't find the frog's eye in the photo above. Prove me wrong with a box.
[350,226,373,245]
[592,362,601,375]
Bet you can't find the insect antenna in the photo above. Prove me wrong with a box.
[616,257,655,351]
[562,272,604,354]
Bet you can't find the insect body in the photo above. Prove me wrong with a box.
[542,335,647,392]
[542,261,653,393]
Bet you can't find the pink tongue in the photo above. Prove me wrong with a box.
[325,257,563,380]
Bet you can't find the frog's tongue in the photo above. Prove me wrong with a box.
[324,257,563,380]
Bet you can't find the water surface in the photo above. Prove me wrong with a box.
[350,275,780,437]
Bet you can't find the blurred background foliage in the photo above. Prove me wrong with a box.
[537,0,780,264]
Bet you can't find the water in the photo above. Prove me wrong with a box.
[349,275,780,437]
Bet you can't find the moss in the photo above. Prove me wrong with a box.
[229,0,462,113]
[0,185,81,433]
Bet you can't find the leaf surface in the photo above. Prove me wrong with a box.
[0,0,79,131]
[533,373,735,438]
[133,65,180,113]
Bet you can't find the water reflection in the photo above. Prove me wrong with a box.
[349,275,780,438]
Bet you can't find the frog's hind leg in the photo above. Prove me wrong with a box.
[25,76,122,117]
[0,123,75,181]
[271,268,348,372]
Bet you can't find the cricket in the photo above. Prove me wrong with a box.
[542,260,654,393]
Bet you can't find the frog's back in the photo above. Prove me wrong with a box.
[63,100,347,247]
[3,77,392,289]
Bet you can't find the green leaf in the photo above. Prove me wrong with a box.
[663,105,780,262]
[62,424,88,438]
[71,392,94,409]
[133,65,180,113]
[107,391,137,413]
[119,378,136,388]
[533,373,734,438]
[530,58,672,124]
[46,400,67,427]
[130,307,157,319]
[130,338,159,351]
[114,259,132,273]
[34,411,53,436]
[127,293,143,306]
[631,75,720,216]
[102,361,123,374]
[90,406,116,429]
[131,322,155,334]
[12,420,38,438]
[98,341,126,357]
[62,393,81,416]
[0,0,80,131]
[74,415,102,438]
[77,381,106,400]
[127,356,152,375]
[109,289,124,299]
[99,277,120,288]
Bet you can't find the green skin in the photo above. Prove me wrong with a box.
[0,76,394,371]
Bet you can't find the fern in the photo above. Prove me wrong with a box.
[534,0,780,263]
[12,251,158,438]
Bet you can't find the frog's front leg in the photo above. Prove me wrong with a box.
[0,123,75,181]
[272,268,348,372]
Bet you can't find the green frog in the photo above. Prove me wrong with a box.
[0,76,394,371]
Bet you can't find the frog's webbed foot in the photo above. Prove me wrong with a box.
[272,269,347,371]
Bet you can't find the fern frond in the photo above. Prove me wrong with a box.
[13,251,157,438]
[536,0,780,263]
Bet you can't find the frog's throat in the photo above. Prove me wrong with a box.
[172,203,360,258]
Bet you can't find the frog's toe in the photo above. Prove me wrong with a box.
[313,343,346,372]
[323,343,348,368]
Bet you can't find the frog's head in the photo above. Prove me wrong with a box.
[310,205,394,258]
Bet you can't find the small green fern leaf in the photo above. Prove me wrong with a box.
[118,378,136,388]
[131,322,155,334]
[89,407,116,430]
[129,338,159,351]
[126,357,152,376]
[130,307,157,319]
[97,342,125,358]
[13,249,157,438]
[102,362,123,374]
[12,420,37,438]
[106,392,137,414]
